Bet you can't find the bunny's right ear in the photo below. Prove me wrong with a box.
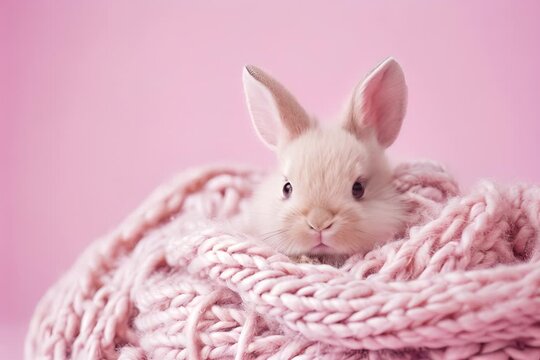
[242,65,313,150]
[343,58,407,148]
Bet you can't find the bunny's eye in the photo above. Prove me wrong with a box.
[282,182,292,199]
[352,181,365,200]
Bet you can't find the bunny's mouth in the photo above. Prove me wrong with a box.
[309,230,337,253]
[311,243,333,254]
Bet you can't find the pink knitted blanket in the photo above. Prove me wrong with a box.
[25,162,540,360]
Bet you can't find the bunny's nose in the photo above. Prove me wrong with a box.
[307,220,333,231]
[306,208,334,232]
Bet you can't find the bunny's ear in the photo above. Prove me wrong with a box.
[243,65,313,150]
[343,58,407,148]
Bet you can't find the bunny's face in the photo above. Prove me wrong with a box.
[251,126,407,256]
[243,59,409,257]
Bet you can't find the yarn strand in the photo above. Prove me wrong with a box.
[25,162,540,359]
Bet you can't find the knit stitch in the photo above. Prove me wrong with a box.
[25,162,540,359]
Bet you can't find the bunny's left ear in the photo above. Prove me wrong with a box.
[343,58,407,148]
[242,65,313,150]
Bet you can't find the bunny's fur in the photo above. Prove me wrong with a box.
[243,58,410,260]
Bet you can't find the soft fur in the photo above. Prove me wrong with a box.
[243,58,410,258]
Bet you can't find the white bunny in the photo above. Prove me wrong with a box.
[243,58,410,262]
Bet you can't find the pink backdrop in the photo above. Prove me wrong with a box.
[2,1,540,357]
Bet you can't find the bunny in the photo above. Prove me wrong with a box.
[242,58,410,264]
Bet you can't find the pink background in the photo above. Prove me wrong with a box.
[2,1,540,357]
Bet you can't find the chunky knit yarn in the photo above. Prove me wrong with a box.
[25,162,540,360]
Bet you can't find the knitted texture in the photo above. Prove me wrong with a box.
[25,162,540,360]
